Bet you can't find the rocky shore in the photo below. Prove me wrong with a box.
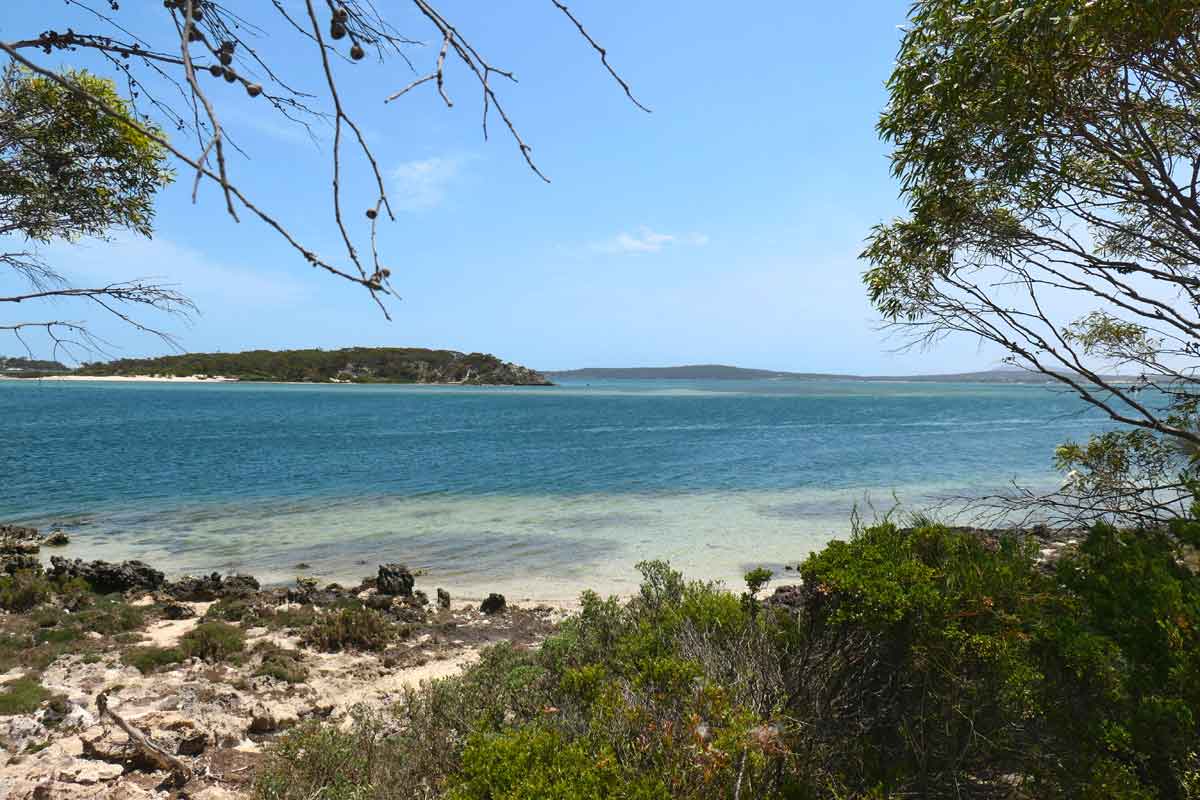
[0,525,565,800]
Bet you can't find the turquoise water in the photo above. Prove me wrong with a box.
[0,378,1109,601]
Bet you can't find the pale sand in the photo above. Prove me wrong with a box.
[0,374,240,383]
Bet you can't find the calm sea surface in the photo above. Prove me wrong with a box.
[0,378,1110,601]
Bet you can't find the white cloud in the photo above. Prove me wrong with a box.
[391,156,468,211]
[594,227,710,255]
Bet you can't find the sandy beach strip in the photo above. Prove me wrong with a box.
[0,374,240,383]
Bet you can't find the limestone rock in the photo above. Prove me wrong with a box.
[0,524,41,554]
[480,593,506,615]
[57,760,124,784]
[162,603,196,620]
[377,564,414,597]
[166,572,260,602]
[176,731,208,756]
[47,557,164,594]
[42,530,70,547]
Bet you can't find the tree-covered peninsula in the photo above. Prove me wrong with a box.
[71,348,552,385]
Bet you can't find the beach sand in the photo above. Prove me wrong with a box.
[1,375,240,383]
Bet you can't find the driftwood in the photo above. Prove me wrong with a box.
[96,691,194,784]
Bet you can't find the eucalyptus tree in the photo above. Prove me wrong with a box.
[864,0,1200,525]
[0,1,645,358]
[0,64,188,353]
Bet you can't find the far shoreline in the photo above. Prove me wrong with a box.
[0,374,556,387]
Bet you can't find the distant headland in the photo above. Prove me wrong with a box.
[544,364,1115,384]
[1,348,552,385]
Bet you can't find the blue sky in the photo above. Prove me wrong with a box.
[2,1,1006,373]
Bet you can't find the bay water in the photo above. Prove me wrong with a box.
[0,378,1109,602]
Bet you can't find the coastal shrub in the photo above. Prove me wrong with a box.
[182,621,246,662]
[254,521,1200,800]
[206,597,259,623]
[448,727,669,800]
[33,626,81,645]
[304,607,392,652]
[74,596,145,635]
[0,675,51,715]
[122,645,185,674]
[254,646,309,684]
[0,570,52,612]
[262,604,319,632]
[793,520,1200,798]
[255,716,380,800]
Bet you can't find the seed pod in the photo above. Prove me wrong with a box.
[219,51,232,66]
[246,83,262,98]
[223,69,237,83]
[330,21,347,40]
[208,64,223,78]
[350,43,365,61]
[187,28,203,43]
[333,6,349,23]
[365,208,377,220]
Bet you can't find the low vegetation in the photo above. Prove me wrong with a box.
[0,570,53,613]
[253,645,309,684]
[0,676,51,716]
[256,514,1200,800]
[303,606,393,653]
[121,646,185,675]
[181,621,246,663]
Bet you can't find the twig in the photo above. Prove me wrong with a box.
[96,691,194,785]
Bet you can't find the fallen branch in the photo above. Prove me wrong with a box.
[96,690,194,785]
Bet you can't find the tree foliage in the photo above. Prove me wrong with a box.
[0,64,171,244]
[65,346,550,384]
[863,0,1200,525]
[0,64,188,355]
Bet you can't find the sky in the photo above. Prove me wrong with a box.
[1,1,1009,374]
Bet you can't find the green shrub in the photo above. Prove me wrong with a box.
[74,596,145,635]
[255,718,378,800]
[255,647,309,684]
[263,605,319,631]
[122,646,185,674]
[0,676,51,715]
[34,627,81,645]
[304,607,392,653]
[182,621,246,662]
[0,571,52,612]
[744,567,772,596]
[206,598,255,623]
[251,519,1200,800]
[448,727,669,800]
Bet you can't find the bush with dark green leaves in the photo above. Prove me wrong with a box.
[0,571,52,612]
[122,645,185,674]
[257,520,1200,800]
[303,607,392,653]
[0,675,51,715]
[181,621,245,663]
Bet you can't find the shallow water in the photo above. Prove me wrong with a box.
[1,378,1110,601]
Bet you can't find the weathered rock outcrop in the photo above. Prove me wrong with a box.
[165,573,260,602]
[480,593,507,615]
[376,564,414,597]
[47,557,164,594]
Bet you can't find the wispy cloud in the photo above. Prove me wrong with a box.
[594,227,710,255]
[391,156,468,211]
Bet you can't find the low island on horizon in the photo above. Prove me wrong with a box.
[1,351,1122,386]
